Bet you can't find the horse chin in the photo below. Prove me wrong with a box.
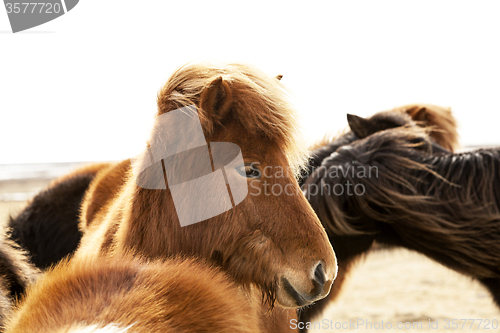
[276,281,312,308]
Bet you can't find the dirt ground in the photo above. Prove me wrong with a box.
[0,201,27,229]
[0,183,499,333]
[308,250,499,333]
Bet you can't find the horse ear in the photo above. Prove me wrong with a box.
[199,76,233,131]
[410,106,428,123]
[347,114,370,138]
[276,75,283,81]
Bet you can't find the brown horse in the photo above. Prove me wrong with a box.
[5,255,282,333]
[70,62,336,314]
[0,232,40,330]
[297,104,459,331]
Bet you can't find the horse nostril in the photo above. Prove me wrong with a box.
[313,262,326,287]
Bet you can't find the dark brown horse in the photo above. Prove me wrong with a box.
[296,104,459,331]
[300,125,500,331]
[8,163,108,269]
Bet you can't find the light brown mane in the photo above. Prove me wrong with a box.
[157,61,308,174]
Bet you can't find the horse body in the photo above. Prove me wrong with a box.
[297,104,460,330]
[301,125,500,330]
[5,255,283,333]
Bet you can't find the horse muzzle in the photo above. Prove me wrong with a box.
[276,261,335,308]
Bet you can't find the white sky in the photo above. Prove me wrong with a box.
[1,1,499,164]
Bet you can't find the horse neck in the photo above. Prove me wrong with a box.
[115,184,185,259]
[419,148,500,205]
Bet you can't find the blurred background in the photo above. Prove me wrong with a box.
[1,1,500,331]
[2,1,500,164]
[2,1,500,196]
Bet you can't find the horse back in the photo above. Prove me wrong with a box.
[5,256,265,333]
[79,160,131,233]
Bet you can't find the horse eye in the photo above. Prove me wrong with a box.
[236,163,261,179]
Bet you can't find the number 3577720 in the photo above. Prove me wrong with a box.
[444,319,498,330]
[5,2,62,14]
